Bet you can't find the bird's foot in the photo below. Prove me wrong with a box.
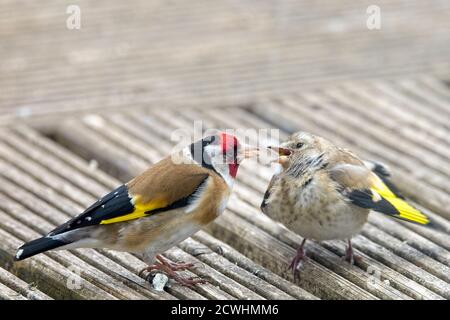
[156,254,195,271]
[288,239,307,280]
[341,240,362,265]
[288,252,307,280]
[139,255,206,288]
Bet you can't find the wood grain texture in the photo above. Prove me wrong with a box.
[0,1,449,124]
[0,127,313,299]
[0,1,449,299]
[45,81,450,298]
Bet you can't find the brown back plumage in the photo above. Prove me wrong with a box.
[127,157,212,205]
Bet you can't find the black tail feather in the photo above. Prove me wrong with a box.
[15,237,66,261]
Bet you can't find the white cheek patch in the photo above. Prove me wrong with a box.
[209,157,235,188]
[220,170,235,189]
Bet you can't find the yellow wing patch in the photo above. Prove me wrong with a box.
[370,177,429,225]
[100,196,168,224]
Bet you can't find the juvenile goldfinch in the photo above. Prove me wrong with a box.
[261,132,436,277]
[15,133,259,286]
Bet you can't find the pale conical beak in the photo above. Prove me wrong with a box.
[268,146,292,156]
[237,145,260,163]
[267,146,293,165]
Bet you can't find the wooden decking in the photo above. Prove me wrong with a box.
[1,0,450,122]
[0,126,316,300]
[0,1,449,299]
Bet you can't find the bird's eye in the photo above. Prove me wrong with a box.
[296,142,304,148]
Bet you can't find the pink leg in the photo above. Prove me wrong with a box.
[156,254,195,271]
[288,238,307,279]
[139,255,207,288]
[342,239,362,265]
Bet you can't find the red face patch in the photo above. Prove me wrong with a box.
[221,133,238,154]
[220,133,239,178]
[228,163,239,178]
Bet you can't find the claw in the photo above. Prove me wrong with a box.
[288,238,307,280]
[342,239,362,265]
[139,255,206,288]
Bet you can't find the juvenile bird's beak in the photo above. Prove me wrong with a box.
[268,146,292,165]
[268,146,293,156]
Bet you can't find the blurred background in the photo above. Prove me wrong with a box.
[1,0,449,121]
[0,0,449,300]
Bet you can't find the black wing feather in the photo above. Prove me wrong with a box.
[49,185,134,236]
[368,162,405,200]
[347,189,399,216]
[49,177,210,236]
[260,188,271,214]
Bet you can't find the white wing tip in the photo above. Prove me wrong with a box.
[16,249,24,260]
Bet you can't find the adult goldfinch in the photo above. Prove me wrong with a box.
[15,132,259,286]
[261,132,436,277]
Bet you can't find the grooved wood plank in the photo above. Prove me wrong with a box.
[1,0,449,121]
[48,79,450,298]
[0,127,312,299]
